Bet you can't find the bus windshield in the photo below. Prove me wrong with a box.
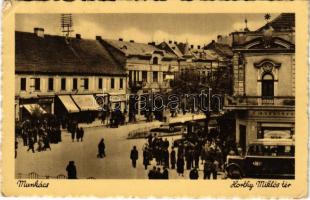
[247,144,295,157]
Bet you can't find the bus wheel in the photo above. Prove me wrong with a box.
[228,166,242,179]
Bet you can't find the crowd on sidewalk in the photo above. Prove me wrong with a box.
[15,115,62,157]
[128,126,242,180]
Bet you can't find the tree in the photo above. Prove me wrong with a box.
[170,65,232,135]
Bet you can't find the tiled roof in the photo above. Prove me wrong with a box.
[104,39,176,58]
[256,13,295,32]
[15,31,126,76]
[190,49,220,60]
[204,41,233,58]
[166,42,184,58]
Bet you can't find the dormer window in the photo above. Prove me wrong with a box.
[152,57,159,65]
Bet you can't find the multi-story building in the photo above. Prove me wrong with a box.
[159,40,233,94]
[98,38,179,121]
[224,13,295,151]
[15,28,127,122]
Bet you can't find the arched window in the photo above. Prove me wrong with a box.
[262,73,274,97]
[152,57,159,65]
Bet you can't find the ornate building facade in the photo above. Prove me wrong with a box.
[224,13,295,150]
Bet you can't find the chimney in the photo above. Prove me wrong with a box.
[148,42,156,46]
[130,40,134,43]
[119,38,123,41]
[169,40,172,44]
[34,27,44,38]
[76,34,81,39]
[197,45,201,49]
[96,36,102,40]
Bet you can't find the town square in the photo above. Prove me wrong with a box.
[15,13,295,180]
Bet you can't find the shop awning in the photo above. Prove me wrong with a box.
[71,95,100,111]
[23,104,47,115]
[58,95,80,113]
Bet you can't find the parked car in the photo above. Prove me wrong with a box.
[225,138,295,179]
[150,122,183,133]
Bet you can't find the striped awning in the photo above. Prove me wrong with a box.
[23,104,47,114]
[58,95,80,113]
[71,95,100,111]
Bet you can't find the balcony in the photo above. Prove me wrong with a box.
[224,95,295,110]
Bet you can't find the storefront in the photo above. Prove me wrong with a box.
[235,109,295,151]
[19,97,54,121]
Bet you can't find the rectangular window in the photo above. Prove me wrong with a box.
[73,78,77,90]
[61,78,66,91]
[111,78,115,89]
[48,78,54,91]
[129,71,132,84]
[20,78,26,91]
[34,78,40,91]
[153,71,158,83]
[84,78,89,90]
[142,71,147,82]
[119,78,123,89]
[98,78,103,89]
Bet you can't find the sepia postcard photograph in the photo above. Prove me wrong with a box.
[1,0,308,198]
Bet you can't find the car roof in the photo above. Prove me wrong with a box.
[250,138,295,146]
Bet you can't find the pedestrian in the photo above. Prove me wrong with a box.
[143,147,150,170]
[185,148,192,170]
[203,160,213,179]
[155,167,162,179]
[148,166,156,179]
[80,128,84,142]
[66,161,77,179]
[163,138,169,149]
[27,137,35,153]
[37,136,43,152]
[130,146,139,168]
[71,128,75,142]
[76,127,81,142]
[22,131,28,146]
[194,145,200,168]
[97,138,106,158]
[163,149,169,168]
[170,147,176,169]
[162,167,169,179]
[43,135,51,151]
[176,156,185,176]
[189,167,199,179]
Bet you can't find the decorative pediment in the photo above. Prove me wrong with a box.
[254,59,281,72]
[244,37,294,50]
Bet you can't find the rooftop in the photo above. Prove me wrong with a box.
[256,13,295,32]
[15,31,126,76]
[104,39,176,58]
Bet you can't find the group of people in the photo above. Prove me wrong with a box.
[127,128,239,180]
[67,120,85,142]
[15,116,62,156]
[148,166,169,179]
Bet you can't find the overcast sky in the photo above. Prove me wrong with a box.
[16,13,278,45]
